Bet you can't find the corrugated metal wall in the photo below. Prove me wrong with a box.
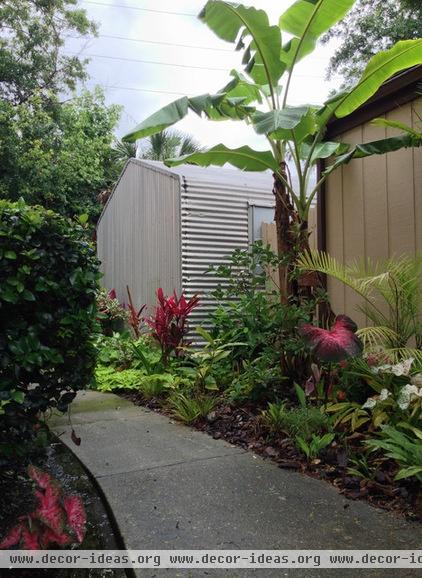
[325,96,422,326]
[170,165,274,329]
[97,160,181,311]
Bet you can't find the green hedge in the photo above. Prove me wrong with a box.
[0,200,100,457]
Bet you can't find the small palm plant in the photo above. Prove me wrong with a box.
[297,251,422,357]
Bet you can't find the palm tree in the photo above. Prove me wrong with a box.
[140,129,202,161]
[111,130,202,168]
[110,139,138,170]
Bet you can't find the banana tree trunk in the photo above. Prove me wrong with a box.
[272,168,322,297]
[273,165,297,301]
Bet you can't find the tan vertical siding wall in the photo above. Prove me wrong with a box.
[97,161,181,311]
[325,97,422,323]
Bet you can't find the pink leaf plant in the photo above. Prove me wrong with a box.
[0,466,86,550]
[299,315,363,404]
[299,315,363,363]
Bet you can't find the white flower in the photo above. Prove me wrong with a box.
[372,358,415,376]
[397,383,422,410]
[391,358,414,377]
[379,388,391,401]
[370,364,392,375]
[362,397,377,409]
[410,373,422,387]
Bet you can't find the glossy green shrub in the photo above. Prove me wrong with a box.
[0,200,99,457]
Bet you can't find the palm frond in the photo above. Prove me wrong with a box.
[356,326,400,349]
[388,348,422,366]
[297,251,377,302]
[298,250,422,349]
[140,129,202,161]
[111,139,137,165]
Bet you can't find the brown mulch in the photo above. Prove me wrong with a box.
[121,392,422,522]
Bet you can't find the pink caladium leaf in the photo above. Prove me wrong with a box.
[28,465,52,489]
[35,484,65,535]
[21,527,40,550]
[299,315,363,363]
[0,523,23,549]
[63,496,87,543]
[1,467,87,551]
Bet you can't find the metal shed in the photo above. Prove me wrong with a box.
[96,159,275,328]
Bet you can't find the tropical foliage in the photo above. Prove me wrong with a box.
[139,129,203,161]
[111,129,202,170]
[92,251,422,501]
[297,251,422,353]
[123,0,422,300]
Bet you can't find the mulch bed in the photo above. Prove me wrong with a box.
[122,391,422,523]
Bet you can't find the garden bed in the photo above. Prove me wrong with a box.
[122,391,422,523]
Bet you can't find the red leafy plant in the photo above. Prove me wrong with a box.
[299,315,363,404]
[145,288,199,364]
[126,285,146,338]
[0,465,86,550]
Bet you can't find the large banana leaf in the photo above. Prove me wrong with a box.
[372,117,421,137]
[300,141,349,162]
[279,0,356,69]
[252,106,318,142]
[123,90,256,142]
[222,70,263,104]
[200,1,284,87]
[165,144,278,173]
[252,106,309,134]
[324,132,422,176]
[124,97,188,142]
[335,39,422,118]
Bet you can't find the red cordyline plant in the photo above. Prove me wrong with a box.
[0,466,86,550]
[126,285,146,338]
[145,288,200,363]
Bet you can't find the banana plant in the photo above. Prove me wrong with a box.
[123,0,422,300]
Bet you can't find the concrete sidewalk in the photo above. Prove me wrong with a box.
[50,391,422,577]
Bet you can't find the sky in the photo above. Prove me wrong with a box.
[67,0,343,148]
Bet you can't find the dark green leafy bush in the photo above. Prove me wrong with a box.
[0,200,99,458]
[208,242,324,386]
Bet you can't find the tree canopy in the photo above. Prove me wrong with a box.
[0,0,95,105]
[0,89,121,221]
[323,0,422,85]
[0,1,122,222]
